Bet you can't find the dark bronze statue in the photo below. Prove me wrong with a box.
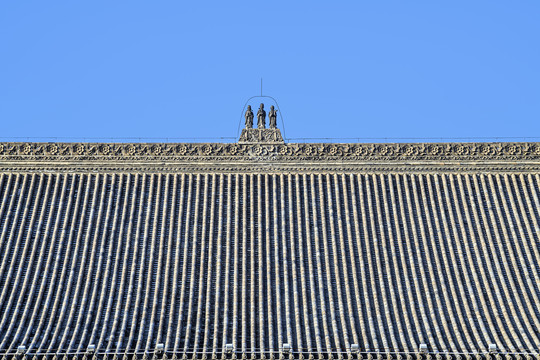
[257,103,266,129]
[245,105,254,129]
[269,105,277,129]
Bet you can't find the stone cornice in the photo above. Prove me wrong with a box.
[1,142,540,172]
[0,141,539,160]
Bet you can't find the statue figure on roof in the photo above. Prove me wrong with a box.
[257,103,266,129]
[269,105,277,129]
[245,105,254,129]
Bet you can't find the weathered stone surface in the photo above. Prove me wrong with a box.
[238,128,284,144]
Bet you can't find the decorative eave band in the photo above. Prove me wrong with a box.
[0,142,540,162]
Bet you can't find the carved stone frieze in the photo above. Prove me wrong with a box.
[238,129,284,144]
[1,142,540,162]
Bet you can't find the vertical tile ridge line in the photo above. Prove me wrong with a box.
[258,174,266,354]
[348,174,370,350]
[18,174,66,350]
[157,174,177,347]
[524,174,540,263]
[302,174,322,353]
[364,174,390,351]
[192,173,212,353]
[201,174,218,353]
[281,174,293,346]
[483,174,535,350]
[419,173,466,351]
[250,174,256,354]
[318,173,341,351]
[0,174,14,261]
[88,174,122,347]
[392,175,428,350]
[24,174,70,350]
[0,173,5,213]
[74,174,114,352]
[359,175,389,351]
[211,174,225,353]
[328,174,351,351]
[403,175,442,351]
[115,174,148,353]
[452,174,511,349]
[497,174,540,347]
[176,172,197,352]
[524,175,540,311]
[310,174,330,351]
[68,173,107,351]
[182,173,203,352]
[464,174,522,350]
[241,173,248,354]
[0,174,31,341]
[400,175,439,349]
[264,174,274,353]
[231,173,240,350]
[409,174,453,350]
[104,174,136,353]
[4,175,53,352]
[386,175,420,351]
[36,174,78,353]
[219,173,233,351]
[164,174,182,350]
[423,175,471,352]
[295,174,312,353]
[172,173,191,352]
[136,174,164,351]
[0,173,5,216]
[0,173,8,243]
[46,175,87,353]
[338,175,360,348]
[288,174,303,351]
[125,174,156,352]
[374,173,407,350]
[273,174,283,348]
[466,174,519,348]
[0,174,18,273]
[96,174,129,351]
[57,173,97,352]
[433,175,482,350]
[145,174,171,350]
[438,174,486,349]
[67,173,106,350]
[511,175,540,323]
[375,174,408,351]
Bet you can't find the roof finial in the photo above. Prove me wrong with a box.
[239,102,283,144]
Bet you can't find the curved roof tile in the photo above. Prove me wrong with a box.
[0,144,539,358]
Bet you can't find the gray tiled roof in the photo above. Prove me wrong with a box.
[0,169,539,358]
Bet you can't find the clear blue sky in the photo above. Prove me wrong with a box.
[1,2,539,142]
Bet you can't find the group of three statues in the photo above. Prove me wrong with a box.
[245,103,277,129]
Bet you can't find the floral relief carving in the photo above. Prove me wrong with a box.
[100,144,111,155]
[151,145,162,155]
[201,144,213,156]
[75,144,86,155]
[2,141,540,162]
[46,144,59,155]
[22,144,32,155]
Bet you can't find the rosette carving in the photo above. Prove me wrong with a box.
[1,141,540,163]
